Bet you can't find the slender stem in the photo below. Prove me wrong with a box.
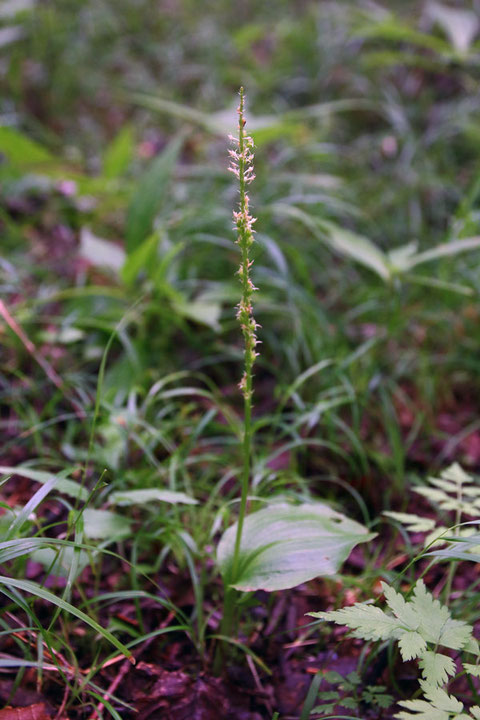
[219,392,252,645]
[444,484,462,603]
[232,392,252,581]
[217,87,258,661]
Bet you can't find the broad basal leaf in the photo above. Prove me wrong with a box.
[426,2,479,53]
[217,502,375,592]
[173,296,222,330]
[82,509,131,540]
[31,546,90,578]
[79,228,126,274]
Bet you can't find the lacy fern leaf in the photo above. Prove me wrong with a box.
[395,681,475,720]
[309,600,403,643]
[418,652,456,685]
[410,580,473,650]
[309,580,476,686]
[384,463,480,550]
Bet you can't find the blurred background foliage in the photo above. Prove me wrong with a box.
[2,0,480,506]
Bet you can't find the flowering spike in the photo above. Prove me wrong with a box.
[216,87,259,660]
[229,87,258,402]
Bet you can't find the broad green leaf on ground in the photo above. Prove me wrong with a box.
[31,546,90,578]
[426,2,479,54]
[82,509,131,539]
[217,502,375,592]
[173,296,222,330]
[0,466,87,501]
[125,135,183,252]
[109,488,197,506]
[79,228,126,274]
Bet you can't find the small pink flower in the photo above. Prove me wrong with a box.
[56,180,77,197]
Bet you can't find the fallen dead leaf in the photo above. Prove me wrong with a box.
[0,705,50,720]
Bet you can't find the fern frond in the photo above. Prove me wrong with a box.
[309,580,477,686]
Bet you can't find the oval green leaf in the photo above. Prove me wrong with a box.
[217,502,376,592]
[82,509,131,540]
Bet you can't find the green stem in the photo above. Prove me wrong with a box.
[219,393,252,645]
[232,390,252,582]
[215,87,257,671]
[444,493,462,603]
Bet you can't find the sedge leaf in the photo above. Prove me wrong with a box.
[109,488,197,506]
[0,576,132,661]
[125,136,183,252]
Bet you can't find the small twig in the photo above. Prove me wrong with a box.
[88,631,160,719]
[0,299,85,418]
[88,657,131,720]
[246,654,273,715]
[55,682,70,720]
